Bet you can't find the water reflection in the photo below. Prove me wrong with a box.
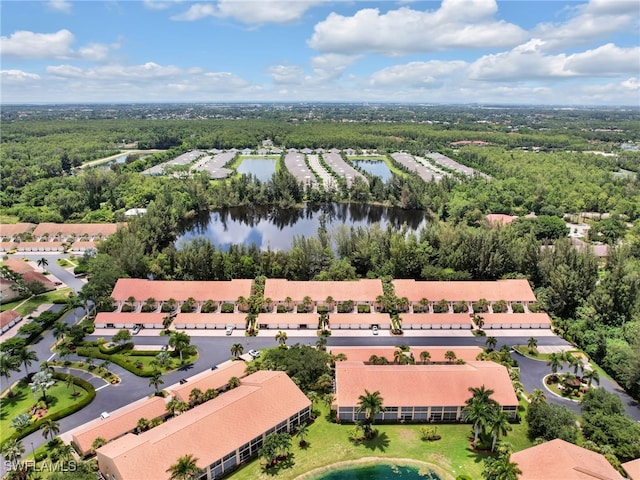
[177,203,427,251]
[237,158,277,182]
[353,160,393,182]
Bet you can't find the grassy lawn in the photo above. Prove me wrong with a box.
[0,377,91,443]
[1,288,72,315]
[56,258,75,268]
[229,403,532,480]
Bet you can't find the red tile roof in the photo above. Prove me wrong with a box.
[392,279,536,303]
[2,258,34,274]
[402,313,472,325]
[512,439,624,480]
[480,312,551,326]
[329,346,483,363]
[0,223,36,236]
[168,361,248,402]
[335,361,517,408]
[32,223,120,237]
[21,271,56,290]
[111,279,253,303]
[257,313,319,325]
[485,214,517,225]
[0,310,21,329]
[97,371,310,480]
[72,397,168,456]
[622,458,640,480]
[329,313,388,326]
[264,279,383,302]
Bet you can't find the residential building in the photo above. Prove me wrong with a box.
[97,371,311,480]
[334,361,518,423]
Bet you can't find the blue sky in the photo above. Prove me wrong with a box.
[1,0,639,105]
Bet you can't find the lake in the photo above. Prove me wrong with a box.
[310,463,442,480]
[237,158,277,182]
[176,203,428,251]
[352,160,393,182]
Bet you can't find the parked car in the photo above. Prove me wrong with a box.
[100,411,110,420]
[225,326,234,335]
[132,324,142,335]
[248,349,261,359]
[372,325,379,335]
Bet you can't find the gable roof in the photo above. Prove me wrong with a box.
[329,346,483,363]
[392,279,536,303]
[622,458,640,480]
[97,371,310,480]
[263,279,383,302]
[511,439,623,480]
[335,361,517,408]
[168,360,248,402]
[2,258,34,274]
[111,279,253,303]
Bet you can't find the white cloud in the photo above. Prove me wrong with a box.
[308,1,527,55]
[171,3,216,21]
[172,0,325,24]
[533,0,639,51]
[47,62,202,80]
[1,29,75,59]
[48,0,72,14]
[310,54,359,81]
[369,60,467,88]
[267,65,306,85]
[1,69,41,83]
[0,29,119,62]
[469,42,640,81]
[143,0,182,10]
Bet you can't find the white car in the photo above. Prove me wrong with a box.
[248,349,261,358]
[225,326,234,336]
[372,326,379,335]
[132,324,142,335]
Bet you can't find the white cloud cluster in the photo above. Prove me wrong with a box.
[0,29,118,61]
[308,0,527,55]
[172,0,325,24]
[369,60,467,88]
[47,0,72,14]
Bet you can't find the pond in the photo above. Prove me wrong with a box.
[352,160,393,182]
[237,158,277,182]
[176,203,428,251]
[310,463,442,480]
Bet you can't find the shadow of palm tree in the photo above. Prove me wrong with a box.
[363,430,389,452]
[263,453,296,476]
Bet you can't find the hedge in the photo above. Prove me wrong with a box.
[76,345,169,377]
[0,372,95,448]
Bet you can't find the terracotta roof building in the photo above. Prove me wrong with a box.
[622,458,640,480]
[263,279,383,309]
[2,258,34,275]
[168,361,248,403]
[485,214,517,225]
[110,279,253,310]
[334,361,518,423]
[21,271,56,291]
[511,439,623,480]
[72,397,168,457]
[32,223,119,238]
[0,223,36,237]
[97,371,311,480]
[329,346,483,364]
[480,312,552,329]
[95,312,168,329]
[0,310,22,334]
[392,278,537,304]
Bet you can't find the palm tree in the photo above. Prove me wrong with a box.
[474,314,485,330]
[66,373,78,395]
[485,336,498,351]
[483,454,522,480]
[284,296,293,311]
[137,417,150,433]
[302,295,313,312]
[166,454,201,480]
[325,295,335,312]
[92,437,107,452]
[583,368,600,387]
[295,423,310,447]
[169,331,191,364]
[464,385,498,449]
[149,371,164,394]
[529,388,546,404]
[419,351,431,364]
[37,257,49,270]
[488,408,512,452]
[316,336,328,351]
[445,350,457,363]
[1,438,25,463]
[41,418,60,441]
[230,343,244,359]
[418,297,430,313]
[275,330,288,347]
[0,353,20,396]
[546,352,563,375]
[357,389,385,439]
[228,376,241,389]
[53,320,69,343]
[526,337,538,352]
[16,347,38,375]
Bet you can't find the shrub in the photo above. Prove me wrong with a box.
[277,305,287,313]
[337,301,354,313]
[221,303,235,313]
[357,304,371,313]
[452,301,468,314]
[201,300,218,313]
[512,303,525,313]
[121,304,134,313]
[420,426,442,441]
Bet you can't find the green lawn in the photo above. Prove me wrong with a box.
[229,403,533,480]
[1,289,72,315]
[0,377,91,443]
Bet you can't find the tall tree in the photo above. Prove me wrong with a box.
[0,353,20,396]
[149,371,164,394]
[357,389,385,439]
[275,330,288,347]
[230,343,244,359]
[16,347,38,375]
[41,418,60,441]
[37,257,49,270]
[488,408,512,452]
[169,331,192,363]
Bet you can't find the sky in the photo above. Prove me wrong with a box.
[1,0,639,105]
